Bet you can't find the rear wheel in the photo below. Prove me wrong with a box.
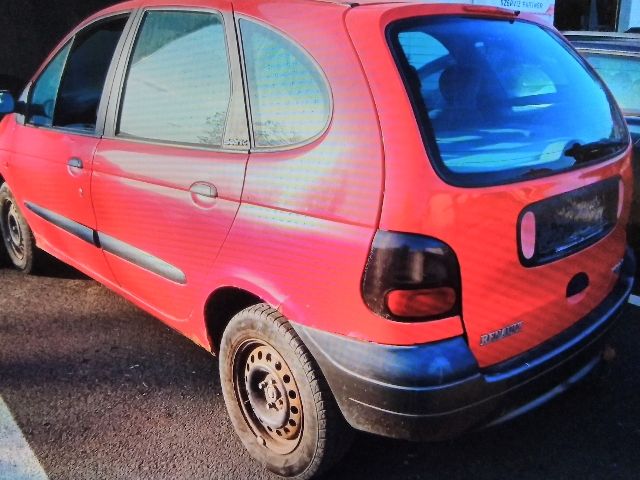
[219,304,353,479]
[0,183,37,273]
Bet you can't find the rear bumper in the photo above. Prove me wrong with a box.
[293,247,635,441]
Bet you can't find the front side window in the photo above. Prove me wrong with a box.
[28,43,72,127]
[239,20,331,148]
[390,18,629,187]
[55,16,128,132]
[118,11,231,147]
[28,16,128,132]
[582,52,640,116]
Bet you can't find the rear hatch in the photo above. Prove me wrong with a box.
[384,12,632,367]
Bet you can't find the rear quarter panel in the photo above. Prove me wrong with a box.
[199,0,465,345]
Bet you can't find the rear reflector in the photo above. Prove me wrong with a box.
[386,287,456,318]
[618,179,624,218]
[520,211,536,260]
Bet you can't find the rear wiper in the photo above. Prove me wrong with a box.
[564,140,628,163]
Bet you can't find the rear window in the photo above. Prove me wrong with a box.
[389,17,629,187]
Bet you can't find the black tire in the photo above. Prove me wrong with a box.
[220,304,353,479]
[0,183,37,273]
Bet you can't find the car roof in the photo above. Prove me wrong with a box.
[564,31,640,56]
[103,0,514,11]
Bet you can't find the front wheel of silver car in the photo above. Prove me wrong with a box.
[0,183,37,273]
[219,304,353,479]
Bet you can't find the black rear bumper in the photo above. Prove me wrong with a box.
[293,248,635,441]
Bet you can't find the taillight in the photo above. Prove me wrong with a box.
[362,231,461,322]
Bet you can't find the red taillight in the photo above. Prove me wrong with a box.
[386,288,456,318]
[520,211,536,260]
[362,231,461,322]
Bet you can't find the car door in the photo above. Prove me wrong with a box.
[92,5,249,322]
[8,13,133,283]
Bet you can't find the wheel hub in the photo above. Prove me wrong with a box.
[2,200,25,260]
[247,367,290,429]
[8,211,21,245]
[235,341,303,454]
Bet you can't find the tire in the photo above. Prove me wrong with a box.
[219,304,353,479]
[0,183,37,273]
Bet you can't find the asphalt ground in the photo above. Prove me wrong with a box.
[1,257,639,480]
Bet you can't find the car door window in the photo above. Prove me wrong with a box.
[118,11,231,147]
[28,16,128,132]
[54,16,129,132]
[583,52,640,116]
[28,43,72,127]
[239,20,331,148]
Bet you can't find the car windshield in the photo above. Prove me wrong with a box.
[389,17,629,187]
[581,51,640,116]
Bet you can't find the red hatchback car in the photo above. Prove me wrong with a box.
[0,1,635,478]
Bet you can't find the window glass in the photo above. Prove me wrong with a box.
[55,16,128,132]
[583,52,640,116]
[28,43,72,127]
[240,20,331,148]
[391,18,628,187]
[119,11,231,146]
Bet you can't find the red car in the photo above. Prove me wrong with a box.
[0,1,635,478]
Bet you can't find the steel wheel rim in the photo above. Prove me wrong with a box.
[2,199,25,261]
[234,339,303,455]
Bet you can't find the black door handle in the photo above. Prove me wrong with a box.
[67,158,83,169]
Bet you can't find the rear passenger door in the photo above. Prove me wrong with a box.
[92,5,249,321]
[9,14,132,282]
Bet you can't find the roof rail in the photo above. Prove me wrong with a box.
[563,31,640,40]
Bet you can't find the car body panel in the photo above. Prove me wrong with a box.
[9,125,117,282]
[92,141,248,323]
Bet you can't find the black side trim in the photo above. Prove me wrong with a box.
[24,201,186,285]
[98,232,186,285]
[25,202,96,245]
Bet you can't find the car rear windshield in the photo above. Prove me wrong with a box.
[389,17,629,187]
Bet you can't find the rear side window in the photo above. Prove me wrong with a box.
[389,17,629,187]
[582,52,640,116]
[239,20,331,148]
[118,11,231,147]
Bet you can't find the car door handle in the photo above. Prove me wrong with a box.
[189,182,218,198]
[67,158,83,169]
